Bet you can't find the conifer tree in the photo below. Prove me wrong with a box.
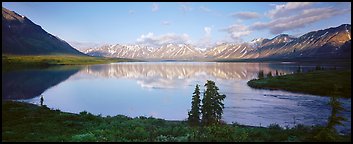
[188,84,201,126]
[267,71,272,78]
[258,70,264,79]
[201,80,226,125]
[327,85,346,130]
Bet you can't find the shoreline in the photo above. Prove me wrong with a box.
[247,70,351,98]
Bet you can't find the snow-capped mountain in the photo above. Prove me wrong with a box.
[249,38,267,48]
[85,43,204,60]
[204,43,256,59]
[150,44,204,60]
[252,24,351,59]
[85,44,152,59]
[84,24,351,60]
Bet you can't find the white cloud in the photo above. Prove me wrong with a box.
[196,27,213,48]
[179,2,192,13]
[232,12,260,20]
[199,5,223,17]
[161,21,171,26]
[215,35,236,45]
[68,41,106,51]
[222,24,251,40]
[136,27,216,49]
[204,27,211,36]
[136,32,191,48]
[152,3,159,12]
[200,6,211,12]
[267,2,314,19]
[252,6,350,34]
[128,10,135,15]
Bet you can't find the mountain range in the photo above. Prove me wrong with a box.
[2,7,351,60]
[2,7,84,55]
[84,24,351,60]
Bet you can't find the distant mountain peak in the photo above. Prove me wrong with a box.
[84,24,350,60]
[337,23,351,29]
[250,38,264,42]
[273,34,295,39]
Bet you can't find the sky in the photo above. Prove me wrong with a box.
[2,2,351,49]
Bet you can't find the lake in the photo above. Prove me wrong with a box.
[2,62,351,133]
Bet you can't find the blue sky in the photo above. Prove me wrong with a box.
[2,2,351,48]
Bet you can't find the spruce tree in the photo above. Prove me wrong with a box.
[188,84,201,126]
[267,71,272,78]
[201,81,213,125]
[327,85,346,130]
[201,80,226,126]
[296,66,301,73]
[258,70,264,79]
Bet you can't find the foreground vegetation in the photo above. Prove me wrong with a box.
[247,70,351,98]
[2,101,350,142]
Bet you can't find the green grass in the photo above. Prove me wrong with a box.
[2,55,142,72]
[247,70,351,98]
[2,101,350,142]
[2,55,139,65]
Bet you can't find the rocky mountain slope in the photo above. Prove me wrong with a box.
[85,43,205,60]
[2,7,84,55]
[84,24,351,60]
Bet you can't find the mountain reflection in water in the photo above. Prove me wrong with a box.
[79,62,291,89]
[2,66,81,100]
[3,62,350,134]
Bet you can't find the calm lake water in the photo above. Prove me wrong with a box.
[2,62,351,133]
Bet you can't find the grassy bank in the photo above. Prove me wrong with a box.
[247,70,351,98]
[2,55,139,65]
[2,55,141,72]
[2,101,350,142]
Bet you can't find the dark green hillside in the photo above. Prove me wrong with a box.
[2,7,84,56]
